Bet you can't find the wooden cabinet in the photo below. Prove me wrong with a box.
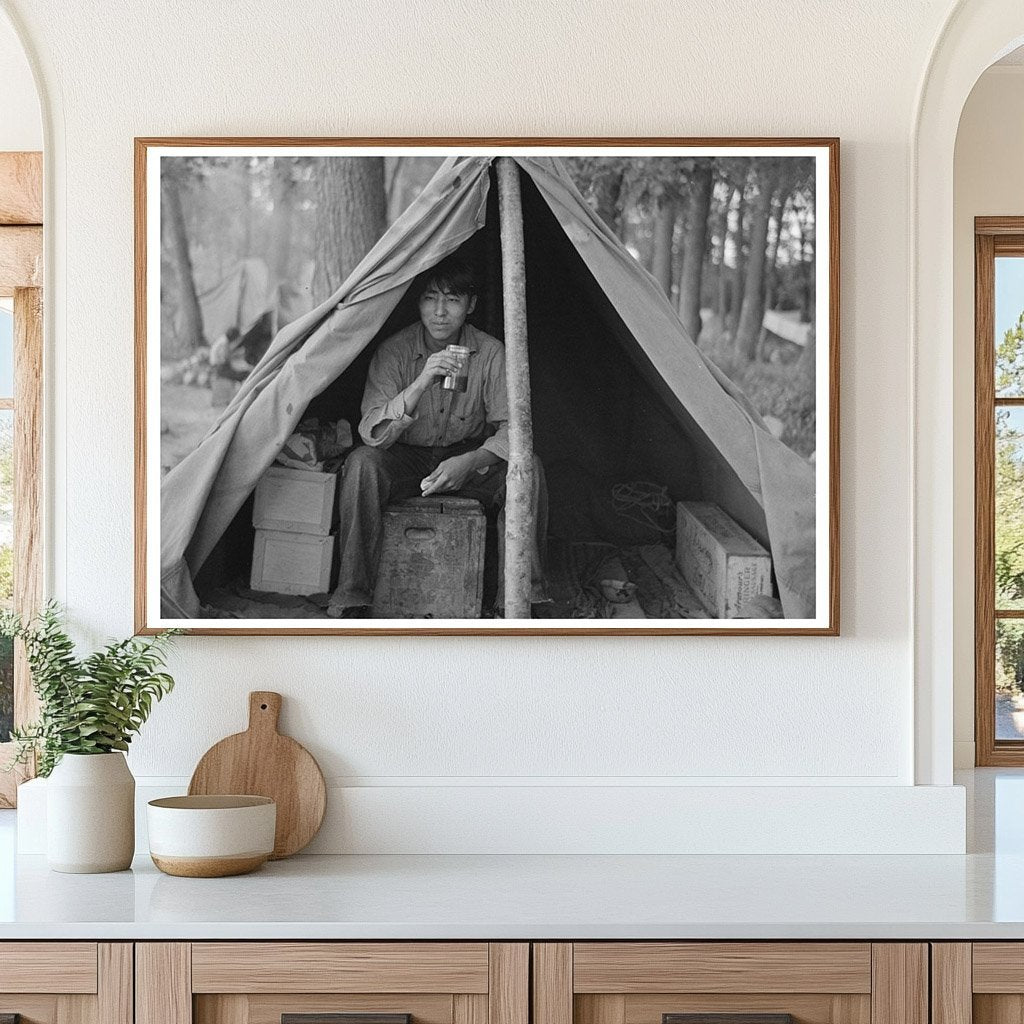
[136,944,528,1024]
[932,943,1024,1024]
[532,944,929,1024]
[0,943,132,1024]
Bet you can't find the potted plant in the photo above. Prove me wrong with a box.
[2,603,179,873]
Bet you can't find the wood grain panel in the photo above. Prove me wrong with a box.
[98,945,132,1024]
[453,995,486,1024]
[972,945,1024,992]
[0,226,42,295]
[195,996,248,1024]
[931,945,971,1024]
[0,152,42,225]
[192,944,489,994]
[0,944,97,993]
[976,229,998,766]
[56,993,95,1024]
[534,945,572,1024]
[870,945,927,1024]
[488,944,528,1024]
[573,944,872,994]
[241,994,453,1024]
[0,995,59,1024]
[136,943,192,1024]
[576,995,625,1024]
[14,285,43,728]
[975,995,1024,1024]
[623,993,869,1024]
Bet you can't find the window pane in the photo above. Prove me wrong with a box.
[0,409,12,742]
[998,620,1024,740]
[0,306,12,399]
[997,407,1024,609]
[996,256,1024,397]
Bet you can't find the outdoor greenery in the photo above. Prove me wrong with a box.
[1,603,180,776]
[995,312,1024,692]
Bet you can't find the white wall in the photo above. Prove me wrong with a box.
[953,66,1024,767]
[0,0,972,852]
[0,11,39,152]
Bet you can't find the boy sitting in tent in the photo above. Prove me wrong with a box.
[326,256,547,618]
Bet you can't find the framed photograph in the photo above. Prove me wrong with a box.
[135,138,839,635]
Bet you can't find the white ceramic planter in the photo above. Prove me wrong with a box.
[46,752,135,873]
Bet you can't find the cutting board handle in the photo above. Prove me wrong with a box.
[248,691,282,734]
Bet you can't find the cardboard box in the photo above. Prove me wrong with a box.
[253,465,337,536]
[675,501,773,618]
[250,529,334,596]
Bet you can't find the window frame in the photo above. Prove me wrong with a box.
[0,151,43,807]
[975,217,1024,765]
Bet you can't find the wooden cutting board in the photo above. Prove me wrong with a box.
[188,691,326,859]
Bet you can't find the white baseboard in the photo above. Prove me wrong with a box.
[17,778,967,856]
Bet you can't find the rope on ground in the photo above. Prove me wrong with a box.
[611,481,675,535]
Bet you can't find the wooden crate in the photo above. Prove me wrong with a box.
[675,501,772,618]
[372,497,486,618]
[251,529,333,596]
[253,465,337,536]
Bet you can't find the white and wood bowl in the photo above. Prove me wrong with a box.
[147,795,276,877]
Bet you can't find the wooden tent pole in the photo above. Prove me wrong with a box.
[496,157,535,619]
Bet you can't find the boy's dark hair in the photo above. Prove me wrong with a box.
[417,256,477,299]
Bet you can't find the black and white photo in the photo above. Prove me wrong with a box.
[137,141,838,634]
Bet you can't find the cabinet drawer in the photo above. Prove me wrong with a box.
[572,944,872,994]
[0,942,98,993]
[0,943,130,1024]
[139,943,528,1024]
[534,944,926,1024]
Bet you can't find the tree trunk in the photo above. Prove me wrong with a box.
[161,169,205,358]
[312,157,386,304]
[651,197,676,297]
[678,160,714,343]
[757,192,787,360]
[726,188,747,336]
[268,158,297,285]
[714,183,735,319]
[593,168,625,237]
[734,163,780,364]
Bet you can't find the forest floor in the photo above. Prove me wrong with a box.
[160,381,221,474]
[697,314,817,459]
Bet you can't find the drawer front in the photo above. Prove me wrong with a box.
[140,943,527,1024]
[191,943,491,994]
[534,944,926,1024]
[0,942,98,994]
[572,944,872,994]
[0,943,130,1024]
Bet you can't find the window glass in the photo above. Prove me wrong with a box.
[996,256,1024,397]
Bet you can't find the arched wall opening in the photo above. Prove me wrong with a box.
[913,0,1024,785]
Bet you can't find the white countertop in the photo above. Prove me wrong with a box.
[0,769,1021,941]
[0,848,1021,940]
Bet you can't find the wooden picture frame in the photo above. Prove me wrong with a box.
[135,138,839,636]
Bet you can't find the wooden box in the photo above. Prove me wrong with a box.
[250,529,333,596]
[675,501,772,618]
[253,465,337,536]
[372,497,486,619]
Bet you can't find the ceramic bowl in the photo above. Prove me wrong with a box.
[147,795,276,878]
[599,578,638,603]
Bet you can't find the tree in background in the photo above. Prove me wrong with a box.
[312,157,386,304]
[161,160,206,358]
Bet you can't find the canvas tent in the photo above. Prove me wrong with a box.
[160,155,817,619]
